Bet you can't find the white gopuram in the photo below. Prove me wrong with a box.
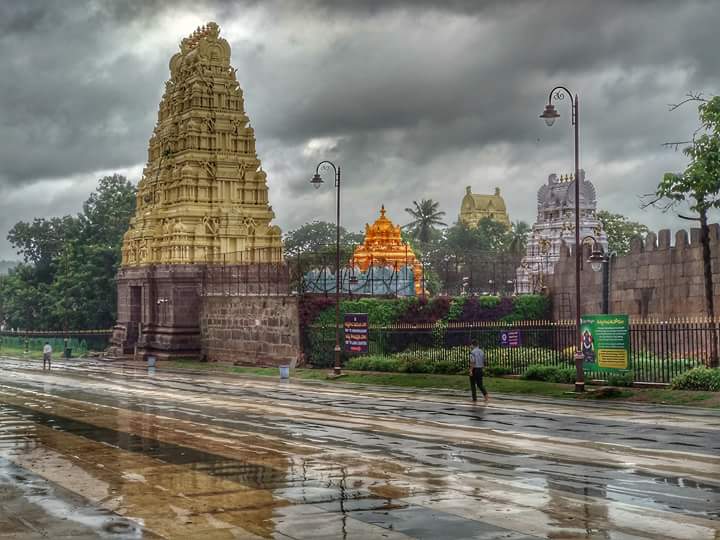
[516,170,607,294]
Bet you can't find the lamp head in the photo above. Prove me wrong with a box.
[540,103,560,126]
[588,246,606,273]
[310,173,324,190]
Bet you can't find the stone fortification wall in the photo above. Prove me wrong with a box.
[200,295,300,365]
[549,224,720,320]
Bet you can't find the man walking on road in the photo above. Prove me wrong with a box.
[469,339,488,403]
[42,342,52,370]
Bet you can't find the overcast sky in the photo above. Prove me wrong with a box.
[1,0,718,259]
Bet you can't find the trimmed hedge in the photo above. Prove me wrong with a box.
[607,371,634,387]
[308,294,550,328]
[314,297,415,327]
[522,365,576,384]
[344,353,516,376]
[345,354,466,375]
[670,367,720,391]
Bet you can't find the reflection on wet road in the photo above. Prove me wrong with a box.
[0,358,718,539]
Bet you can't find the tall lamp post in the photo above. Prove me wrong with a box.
[582,236,615,314]
[310,161,342,375]
[539,86,586,392]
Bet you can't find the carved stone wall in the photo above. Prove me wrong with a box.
[200,296,300,365]
[548,224,720,319]
[111,265,204,356]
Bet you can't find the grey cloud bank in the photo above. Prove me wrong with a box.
[0,0,718,258]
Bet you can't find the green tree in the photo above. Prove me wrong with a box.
[597,210,649,255]
[7,216,80,282]
[403,199,447,244]
[443,218,510,255]
[78,174,136,246]
[645,94,720,366]
[1,174,136,330]
[0,260,19,275]
[0,264,51,330]
[509,221,531,254]
[283,221,363,260]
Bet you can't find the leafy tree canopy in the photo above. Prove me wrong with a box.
[403,199,447,244]
[7,216,79,280]
[650,95,720,215]
[509,221,531,255]
[0,175,136,330]
[283,221,363,261]
[79,174,137,246]
[645,94,720,343]
[597,210,649,255]
[0,260,20,275]
[443,218,511,255]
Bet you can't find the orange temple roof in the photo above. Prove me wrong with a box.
[351,205,423,294]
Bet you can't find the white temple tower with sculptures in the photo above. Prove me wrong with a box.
[515,170,607,295]
[111,23,290,359]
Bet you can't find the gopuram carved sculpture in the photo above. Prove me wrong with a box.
[111,22,290,359]
[121,22,282,267]
[515,170,607,295]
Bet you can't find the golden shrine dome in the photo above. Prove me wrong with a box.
[351,205,423,295]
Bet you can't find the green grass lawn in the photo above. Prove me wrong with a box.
[162,361,720,408]
[0,346,46,360]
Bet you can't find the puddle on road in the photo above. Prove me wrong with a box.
[0,365,719,539]
[0,401,419,538]
[0,434,146,538]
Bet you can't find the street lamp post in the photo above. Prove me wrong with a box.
[601,253,616,315]
[583,236,613,315]
[582,236,615,314]
[310,161,343,375]
[540,86,585,392]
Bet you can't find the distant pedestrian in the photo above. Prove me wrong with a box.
[42,342,52,370]
[468,339,488,403]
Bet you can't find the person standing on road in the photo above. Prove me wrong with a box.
[42,342,52,370]
[469,339,489,403]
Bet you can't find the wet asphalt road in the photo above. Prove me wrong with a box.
[0,357,719,539]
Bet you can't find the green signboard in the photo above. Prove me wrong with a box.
[579,314,631,371]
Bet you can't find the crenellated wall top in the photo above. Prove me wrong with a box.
[554,223,720,259]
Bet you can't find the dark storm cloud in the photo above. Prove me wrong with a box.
[0,0,719,259]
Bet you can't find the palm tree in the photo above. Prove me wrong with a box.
[509,221,531,254]
[403,199,447,244]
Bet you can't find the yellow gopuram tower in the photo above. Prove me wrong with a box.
[121,22,282,266]
[112,23,287,358]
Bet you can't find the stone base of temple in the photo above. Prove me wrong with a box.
[200,295,300,365]
[110,264,205,359]
[110,262,297,363]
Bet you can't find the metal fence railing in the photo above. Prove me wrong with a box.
[0,330,112,356]
[304,318,717,383]
[286,247,522,297]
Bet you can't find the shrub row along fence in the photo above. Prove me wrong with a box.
[305,318,718,383]
[0,330,112,356]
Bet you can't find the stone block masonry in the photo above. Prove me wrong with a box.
[549,224,720,319]
[200,295,300,365]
